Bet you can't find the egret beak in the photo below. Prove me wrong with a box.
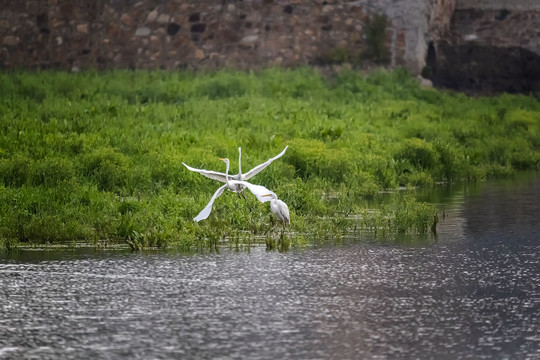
[263,194,272,197]
[219,158,225,161]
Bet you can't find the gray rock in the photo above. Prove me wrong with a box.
[135,27,152,36]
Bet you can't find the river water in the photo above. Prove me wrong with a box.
[1,175,539,359]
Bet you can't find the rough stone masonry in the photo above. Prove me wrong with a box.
[0,0,454,74]
[1,0,539,92]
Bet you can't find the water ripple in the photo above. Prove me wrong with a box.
[1,175,539,359]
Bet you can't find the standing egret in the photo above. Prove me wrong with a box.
[263,192,290,228]
[193,158,272,222]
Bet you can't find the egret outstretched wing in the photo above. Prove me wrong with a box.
[183,146,288,183]
[236,181,273,203]
[194,185,227,222]
[182,162,227,183]
[243,146,289,180]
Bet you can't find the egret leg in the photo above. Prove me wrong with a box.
[241,192,252,212]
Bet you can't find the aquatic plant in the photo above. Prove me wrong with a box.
[0,68,538,250]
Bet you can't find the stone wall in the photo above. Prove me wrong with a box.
[0,0,454,75]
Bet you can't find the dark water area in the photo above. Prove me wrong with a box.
[1,175,539,359]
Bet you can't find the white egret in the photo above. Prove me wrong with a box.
[193,158,273,222]
[183,146,287,208]
[182,145,288,184]
[263,192,290,228]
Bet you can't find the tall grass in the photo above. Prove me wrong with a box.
[1,68,539,249]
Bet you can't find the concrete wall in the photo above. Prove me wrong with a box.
[0,0,454,75]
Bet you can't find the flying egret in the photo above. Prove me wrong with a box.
[183,146,288,208]
[263,192,290,228]
[182,145,288,184]
[193,158,273,222]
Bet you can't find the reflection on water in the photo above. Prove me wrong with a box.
[1,174,539,359]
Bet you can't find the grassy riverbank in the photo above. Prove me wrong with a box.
[1,68,539,250]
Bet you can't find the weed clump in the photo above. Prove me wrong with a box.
[363,14,390,64]
[360,195,437,236]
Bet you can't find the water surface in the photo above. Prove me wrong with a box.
[1,175,539,359]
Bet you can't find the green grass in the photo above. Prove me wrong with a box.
[1,67,539,250]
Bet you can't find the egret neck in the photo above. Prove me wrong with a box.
[219,158,243,193]
[238,147,243,180]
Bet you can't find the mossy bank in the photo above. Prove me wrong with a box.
[1,68,539,250]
